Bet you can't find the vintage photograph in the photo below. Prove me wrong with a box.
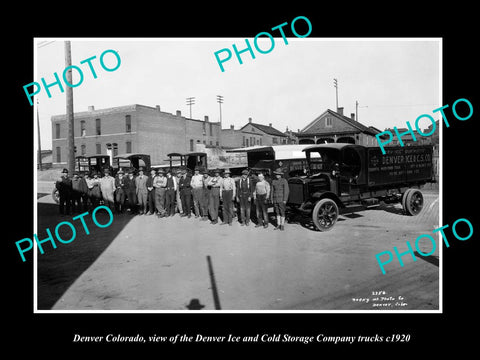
[34,38,441,312]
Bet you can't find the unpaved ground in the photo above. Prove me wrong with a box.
[37,190,440,311]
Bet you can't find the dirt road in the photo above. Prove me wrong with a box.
[37,190,440,311]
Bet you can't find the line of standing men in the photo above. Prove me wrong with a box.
[55,166,290,230]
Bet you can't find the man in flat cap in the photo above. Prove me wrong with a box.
[237,169,254,226]
[271,168,289,231]
[56,168,72,215]
[207,169,223,224]
[220,169,236,226]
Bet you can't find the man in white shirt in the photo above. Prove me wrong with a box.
[190,166,204,218]
[153,169,168,217]
[220,169,236,226]
[207,169,223,224]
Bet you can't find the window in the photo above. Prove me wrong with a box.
[209,123,213,136]
[125,115,131,133]
[190,139,194,151]
[79,120,86,137]
[126,141,132,153]
[210,141,212,145]
[56,147,61,163]
[203,140,206,144]
[242,136,245,146]
[259,138,262,145]
[55,123,60,139]
[246,138,249,147]
[216,141,219,146]
[81,144,86,155]
[272,137,278,144]
[95,118,101,135]
[325,117,333,127]
[96,143,101,154]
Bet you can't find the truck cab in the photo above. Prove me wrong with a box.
[288,143,365,206]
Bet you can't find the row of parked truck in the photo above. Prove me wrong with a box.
[53,143,436,231]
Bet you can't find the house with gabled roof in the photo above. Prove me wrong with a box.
[297,107,384,147]
[221,117,288,148]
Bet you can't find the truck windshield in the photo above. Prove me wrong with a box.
[306,149,339,174]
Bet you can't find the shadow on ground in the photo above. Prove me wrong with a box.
[37,202,135,309]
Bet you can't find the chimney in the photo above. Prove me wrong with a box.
[230,124,234,130]
[269,123,272,127]
[204,115,209,122]
[337,107,344,116]
[156,105,161,111]
[176,110,181,117]
[297,128,300,133]
[350,113,355,121]
[88,105,95,111]
[248,117,252,123]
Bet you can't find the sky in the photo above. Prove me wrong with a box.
[34,38,440,150]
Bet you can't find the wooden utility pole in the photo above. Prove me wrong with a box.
[37,99,42,171]
[65,41,75,174]
[333,78,338,111]
[217,95,223,129]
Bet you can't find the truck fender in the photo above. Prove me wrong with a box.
[311,191,344,208]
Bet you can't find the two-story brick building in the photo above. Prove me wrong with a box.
[296,107,383,146]
[51,104,221,167]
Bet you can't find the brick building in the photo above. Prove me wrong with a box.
[51,104,221,167]
[297,107,383,145]
[221,117,288,148]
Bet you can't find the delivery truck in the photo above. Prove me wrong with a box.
[287,143,435,231]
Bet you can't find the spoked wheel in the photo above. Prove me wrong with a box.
[312,198,339,231]
[403,189,424,216]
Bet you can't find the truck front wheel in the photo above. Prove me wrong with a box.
[403,189,424,216]
[312,198,339,231]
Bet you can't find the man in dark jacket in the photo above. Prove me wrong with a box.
[56,168,72,215]
[271,168,289,231]
[179,169,192,218]
[236,169,254,226]
[71,171,88,213]
[146,169,157,215]
[124,169,137,214]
